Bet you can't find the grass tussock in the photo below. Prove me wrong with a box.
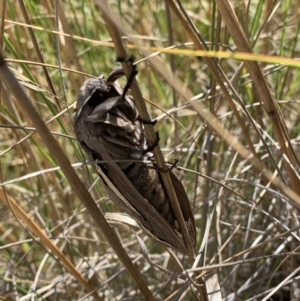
[1,0,300,300]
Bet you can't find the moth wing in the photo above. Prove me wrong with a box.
[95,161,187,253]
[170,170,196,247]
[74,91,95,123]
[88,96,122,121]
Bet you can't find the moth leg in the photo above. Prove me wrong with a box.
[142,131,160,154]
[107,56,134,83]
[121,66,138,99]
[107,55,138,94]
[138,116,157,126]
[156,159,179,173]
[156,159,178,173]
[116,55,135,64]
[116,56,138,99]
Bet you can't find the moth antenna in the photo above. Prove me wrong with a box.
[107,67,124,82]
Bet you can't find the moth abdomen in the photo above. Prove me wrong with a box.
[124,161,175,225]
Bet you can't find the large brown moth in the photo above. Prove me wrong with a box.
[73,60,196,252]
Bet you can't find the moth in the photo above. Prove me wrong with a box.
[73,60,196,252]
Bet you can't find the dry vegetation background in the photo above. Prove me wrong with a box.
[1,0,300,300]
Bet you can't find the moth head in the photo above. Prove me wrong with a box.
[75,77,112,120]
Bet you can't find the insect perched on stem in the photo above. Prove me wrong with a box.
[73,58,196,252]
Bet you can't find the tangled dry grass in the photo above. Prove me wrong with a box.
[1,0,300,300]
